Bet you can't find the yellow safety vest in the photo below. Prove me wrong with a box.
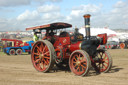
[33,35,39,41]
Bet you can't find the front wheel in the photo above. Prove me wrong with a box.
[69,50,91,76]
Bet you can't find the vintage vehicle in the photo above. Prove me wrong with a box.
[98,41,119,49]
[0,40,3,52]
[1,38,34,55]
[26,14,112,76]
[106,41,119,49]
[119,39,128,49]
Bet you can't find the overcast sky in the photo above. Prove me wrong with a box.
[0,0,128,31]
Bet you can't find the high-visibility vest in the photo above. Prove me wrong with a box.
[33,35,39,41]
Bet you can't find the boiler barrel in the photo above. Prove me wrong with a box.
[69,41,82,52]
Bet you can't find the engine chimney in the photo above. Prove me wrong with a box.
[83,14,91,40]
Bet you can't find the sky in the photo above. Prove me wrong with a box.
[0,0,128,31]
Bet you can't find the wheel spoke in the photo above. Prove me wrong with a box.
[35,55,39,59]
[38,63,42,70]
[72,58,75,64]
[78,54,81,58]
[76,66,80,72]
[46,58,50,62]
[81,67,84,71]
[102,63,107,69]
[102,63,104,70]
[46,59,50,65]
[35,45,41,52]
[42,45,46,52]
[96,63,100,67]
[73,57,77,62]
[40,43,44,51]
[73,63,77,68]
[73,54,79,60]
[80,58,86,63]
[36,48,40,54]
[44,56,50,59]
[43,59,49,65]
[35,59,41,63]
[44,51,50,56]
[99,63,101,69]
[34,53,40,55]
[103,54,107,60]
[104,61,108,65]
[82,62,87,65]
[99,52,103,58]
[81,64,86,69]
[103,58,109,62]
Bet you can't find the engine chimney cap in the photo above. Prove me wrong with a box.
[83,14,91,18]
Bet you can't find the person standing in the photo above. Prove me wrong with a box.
[33,32,39,41]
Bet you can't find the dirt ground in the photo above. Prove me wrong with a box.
[0,49,128,85]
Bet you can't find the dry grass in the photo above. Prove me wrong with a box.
[0,52,6,55]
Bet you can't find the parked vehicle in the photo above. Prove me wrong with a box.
[106,41,119,49]
[1,38,34,55]
[119,39,128,49]
[0,40,3,52]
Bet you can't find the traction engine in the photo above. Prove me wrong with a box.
[26,14,112,76]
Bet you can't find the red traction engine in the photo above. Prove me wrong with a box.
[26,14,112,76]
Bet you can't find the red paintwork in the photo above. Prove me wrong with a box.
[23,42,29,46]
[69,41,82,52]
[1,38,23,47]
[53,36,70,59]
[105,45,108,49]
[97,33,107,45]
[54,37,70,46]
[51,35,82,59]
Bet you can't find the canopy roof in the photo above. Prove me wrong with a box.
[26,22,72,31]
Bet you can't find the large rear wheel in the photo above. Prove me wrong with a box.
[69,50,91,76]
[31,40,55,72]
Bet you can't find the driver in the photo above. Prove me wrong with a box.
[42,29,49,40]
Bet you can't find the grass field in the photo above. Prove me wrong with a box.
[0,52,6,55]
[0,49,128,85]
